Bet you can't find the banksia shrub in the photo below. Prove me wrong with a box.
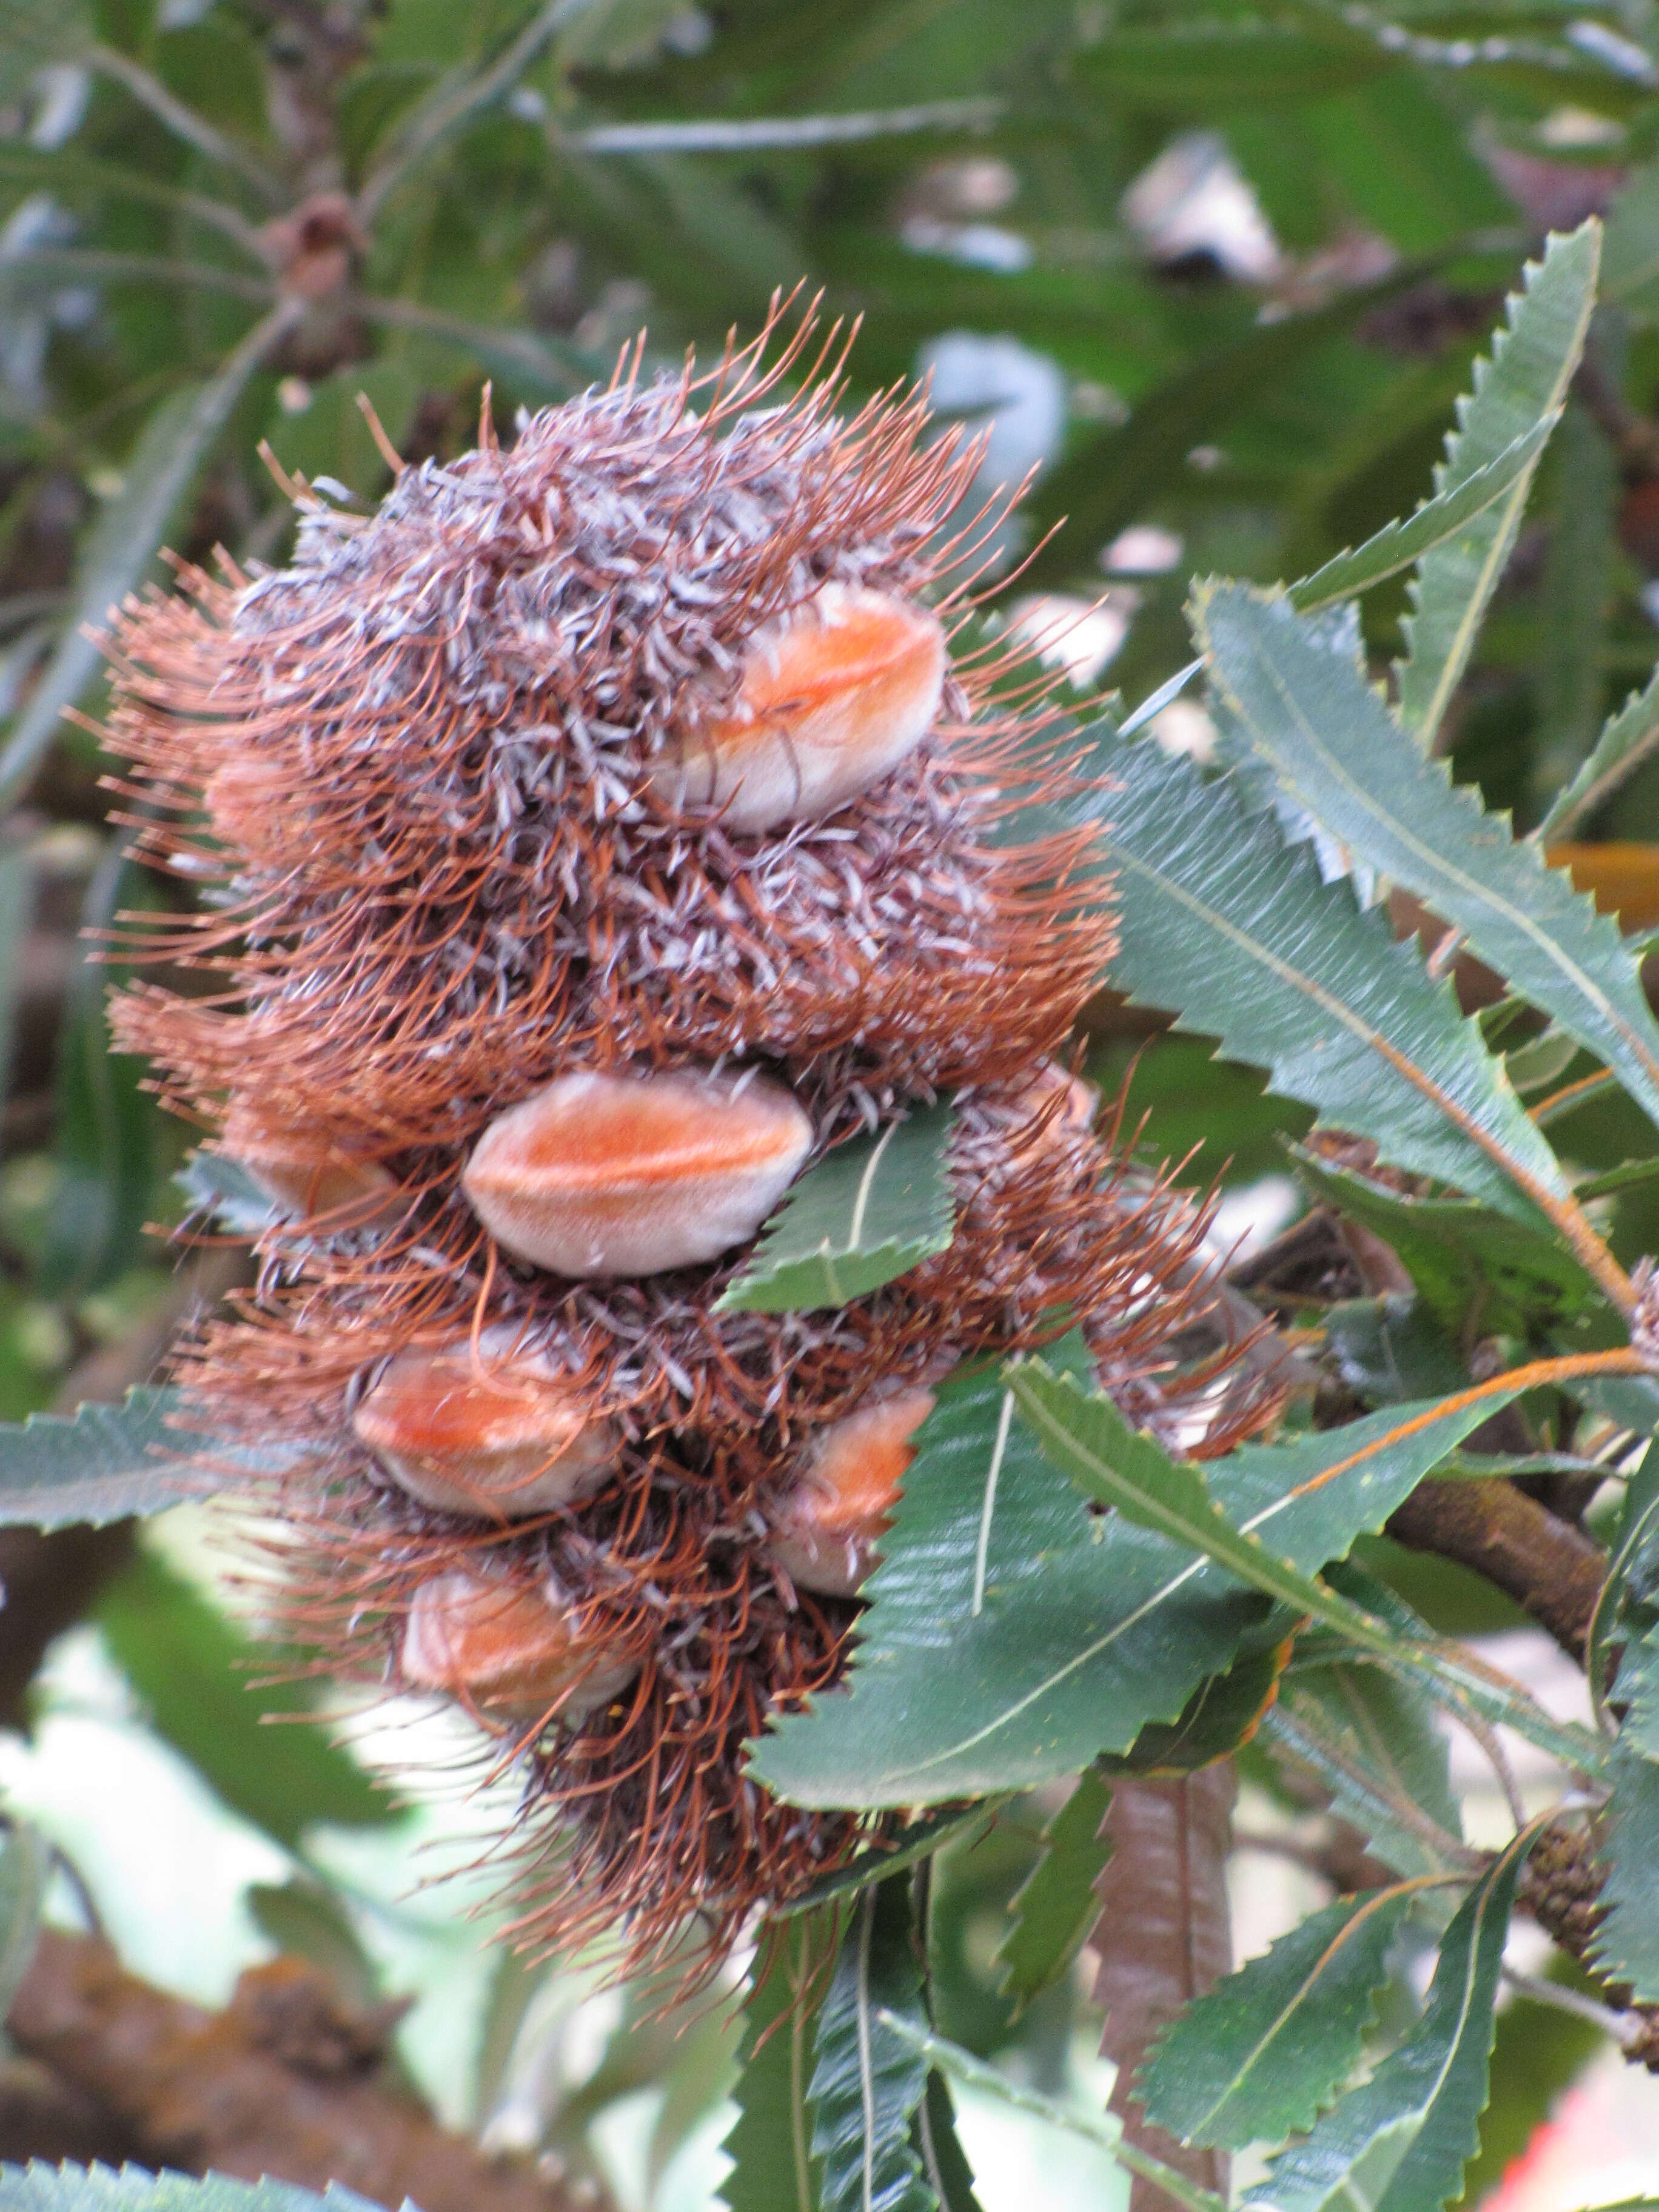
[101,317,1264,1977]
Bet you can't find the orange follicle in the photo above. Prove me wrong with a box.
[461,1067,814,1279]
[352,1327,621,1518]
[767,1385,937,1598]
[400,1567,638,1724]
[649,583,946,833]
[221,1101,400,1229]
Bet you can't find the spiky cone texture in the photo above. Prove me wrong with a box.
[101,316,1270,1980]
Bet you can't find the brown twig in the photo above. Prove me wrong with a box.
[1385,1475,1608,1661]
[5,1928,607,2209]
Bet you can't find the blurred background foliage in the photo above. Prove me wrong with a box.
[7,2,1659,2207]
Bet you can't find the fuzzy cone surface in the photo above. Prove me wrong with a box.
[101,318,1264,1974]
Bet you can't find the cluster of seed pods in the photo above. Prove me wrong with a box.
[324,586,949,1723]
[104,320,1255,1971]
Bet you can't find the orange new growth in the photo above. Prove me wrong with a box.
[650,583,946,833]
[768,1386,937,1598]
[461,1067,813,1278]
[352,1328,621,1518]
[400,1567,638,1724]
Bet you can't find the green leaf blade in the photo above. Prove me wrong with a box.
[1245,1837,1530,2212]
[717,1102,956,1315]
[1538,663,1659,840]
[751,1358,1540,1809]
[808,1880,936,2212]
[1394,223,1600,749]
[1290,416,1558,617]
[1200,580,1659,1150]
[993,1766,1111,2015]
[1090,731,1564,1228]
[0,2170,386,2212]
[1591,1749,1659,2003]
[1139,1886,1422,2153]
[0,309,293,812]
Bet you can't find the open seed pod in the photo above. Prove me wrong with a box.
[104,312,1269,1980]
[766,1385,937,1598]
[352,1326,622,1518]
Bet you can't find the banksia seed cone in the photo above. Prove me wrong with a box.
[103,313,1267,1977]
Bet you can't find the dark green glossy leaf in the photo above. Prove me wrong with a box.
[1201,578,1659,1151]
[1088,731,1560,1226]
[751,1356,1543,1809]
[717,1101,956,1315]
[1099,1627,1294,1777]
[992,1766,1110,2016]
[1322,1296,1469,1407]
[1395,223,1600,748]
[916,2073,982,2212]
[1244,1834,1532,2211]
[1590,1749,1659,2003]
[1139,1885,1423,2153]
[808,1878,935,2212]
[720,1911,837,2212]
[1293,1147,1603,1337]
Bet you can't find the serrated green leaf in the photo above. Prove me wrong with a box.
[915,2074,982,2212]
[98,1548,400,1849]
[1007,1365,1573,1761]
[992,1766,1111,2015]
[1244,1833,1532,2212]
[751,1354,1547,1809]
[1539,663,1659,840]
[1614,1618,1659,1763]
[0,2168,386,2212]
[1394,223,1600,749]
[1139,1885,1424,2154]
[721,1911,836,2212]
[1202,580,1659,1161]
[1292,1147,1603,1338]
[716,1102,955,1315]
[1107,1627,1296,1781]
[1088,731,1563,1228]
[1533,402,1617,810]
[0,1821,48,2021]
[0,1389,210,1529]
[1322,1297,1470,1407]
[1265,1670,1466,1885]
[1590,1748,1659,2002]
[1290,417,1558,615]
[808,1878,936,2212]
[1603,160,1659,320]
[0,310,294,812]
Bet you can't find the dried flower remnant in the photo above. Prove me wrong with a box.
[103,309,1267,1977]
